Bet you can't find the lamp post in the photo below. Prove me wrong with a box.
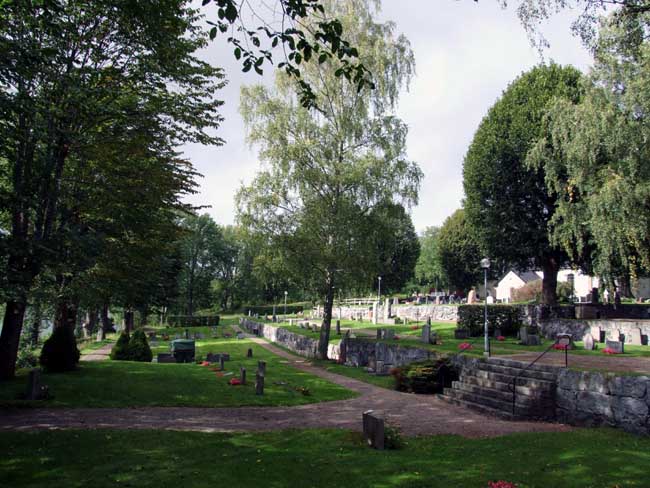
[378,276,382,301]
[480,258,491,357]
[284,290,288,317]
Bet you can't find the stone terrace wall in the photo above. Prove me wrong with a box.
[557,370,650,435]
[539,318,650,344]
[392,305,458,323]
[344,340,434,368]
[239,318,341,360]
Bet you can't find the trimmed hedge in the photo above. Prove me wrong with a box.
[457,305,523,336]
[391,358,458,394]
[40,327,80,373]
[245,303,309,316]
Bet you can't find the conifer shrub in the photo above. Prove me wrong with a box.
[40,327,80,372]
[128,329,153,362]
[110,331,131,361]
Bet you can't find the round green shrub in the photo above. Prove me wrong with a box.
[40,327,80,372]
[128,329,153,362]
[110,331,131,360]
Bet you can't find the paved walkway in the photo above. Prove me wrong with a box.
[79,343,113,361]
[1,336,571,438]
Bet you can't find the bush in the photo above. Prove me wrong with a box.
[40,327,80,373]
[128,329,153,362]
[110,331,131,361]
[391,358,458,394]
[511,280,542,302]
[457,305,522,336]
[16,345,39,369]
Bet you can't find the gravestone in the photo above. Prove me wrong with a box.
[525,335,541,346]
[627,328,643,346]
[454,329,469,339]
[609,329,622,342]
[258,360,266,377]
[26,369,46,400]
[606,339,624,354]
[590,325,604,343]
[519,326,528,345]
[426,317,431,326]
[236,332,245,340]
[430,331,438,345]
[96,328,105,342]
[255,372,264,395]
[384,329,395,340]
[247,348,253,358]
[376,329,383,340]
[157,353,176,363]
[219,356,225,371]
[362,410,385,450]
[393,297,399,306]
[583,334,595,351]
[288,319,294,326]
[421,324,431,344]
[240,367,246,385]
[336,320,341,335]
[493,328,502,338]
[184,329,189,339]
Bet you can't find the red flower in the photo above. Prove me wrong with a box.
[229,378,242,386]
[458,342,472,350]
[200,361,210,366]
[603,347,621,355]
[487,481,517,488]
[497,336,505,341]
[553,343,569,350]
[394,335,400,340]
[410,325,419,330]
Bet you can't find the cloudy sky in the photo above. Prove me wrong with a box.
[181,0,594,233]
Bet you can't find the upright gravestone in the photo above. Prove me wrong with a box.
[258,360,266,377]
[426,317,431,326]
[219,356,225,371]
[26,368,43,401]
[96,328,105,342]
[247,348,253,358]
[184,328,189,339]
[493,328,502,338]
[606,339,624,354]
[421,324,431,344]
[590,325,603,343]
[240,367,246,385]
[362,410,385,450]
[372,302,379,325]
[255,372,264,395]
[583,333,595,351]
[336,320,341,335]
[376,329,383,340]
[384,329,395,340]
[627,328,643,346]
[610,329,622,342]
[519,326,528,345]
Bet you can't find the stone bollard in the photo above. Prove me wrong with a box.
[247,348,253,358]
[258,360,266,377]
[220,356,225,371]
[240,367,246,385]
[362,410,385,450]
[26,368,42,400]
[336,320,341,335]
[255,372,264,395]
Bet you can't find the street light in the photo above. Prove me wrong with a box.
[284,290,288,317]
[480,258,491,357]
[378,276,382,301]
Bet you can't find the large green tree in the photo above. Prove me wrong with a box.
[527,11,650,287]
[437,209,481,294]
[414,226,449,291]
[237,0,421,358]
[463,64,584,304]
[0,0,224,378]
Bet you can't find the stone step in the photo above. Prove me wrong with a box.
[443,388,556,419]
[475,362,558,382]
[486,357,562,375]
[438,392,518,420]
[472,369,557,388]
[451,381,555,405]
[461,375,555,396]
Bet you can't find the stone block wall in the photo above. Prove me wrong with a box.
[539,318,650,344]
[556,370,650,435]
[344,339,434,368]
[392,305,458,322]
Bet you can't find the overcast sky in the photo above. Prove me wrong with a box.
[181,0,594,233]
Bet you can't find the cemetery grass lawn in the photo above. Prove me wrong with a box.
[310,359,395,389]
[0,340,356,408]
[2,428,649,488]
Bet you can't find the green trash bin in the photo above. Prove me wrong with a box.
[171,339,195,363]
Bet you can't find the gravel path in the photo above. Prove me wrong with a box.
[79,343,113,362]
[0,335,571,438]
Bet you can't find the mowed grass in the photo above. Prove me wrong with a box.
[0,339,356,408]
[1,428,649,488]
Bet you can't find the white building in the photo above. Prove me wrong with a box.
[496,270,543,302]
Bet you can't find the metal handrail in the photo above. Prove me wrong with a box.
[509,338,570,415]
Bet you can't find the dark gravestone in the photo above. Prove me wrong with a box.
[219,356,225,371]
[157,353,176,363]
[384,329,395,340]
[606,340,624,354]
[258,360,266,377]
[426,317,431,326]
[206,353,220,363]
[255,372,264,395]
[519,326,528,345]
[240,367,246,385]
[26,369,45,400]
[376,329,383,340]
[336,320,341,335]
[454,329,469,340]
[247,348,253,358]
[184,328,189,339]
[493,328,502,338]
[421,324,431,344]
[525,335,541,346]
[362,410,385,450]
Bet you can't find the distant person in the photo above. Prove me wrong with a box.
[603,288,610,304]
[467,287,477,304]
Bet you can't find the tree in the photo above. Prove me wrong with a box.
[527,11,650,288]
[415,226,449,291]
[463,64,584,304]
[0,1,224,378]
[437,209,482,293]
[237,0,421,359]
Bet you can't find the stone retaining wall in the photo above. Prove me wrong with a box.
[344,339,434,369]
[557,369,650,435]
[392,305,458,322]
[239,318,341,359]
[539,318,650,345]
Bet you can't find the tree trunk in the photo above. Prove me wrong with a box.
[124,309,134,333]
[317,274,335,359]
[541,256,560,305]
[0,300,28,380]
[618,275,633,298]
[54,296,79,333]
[100,302,113,333]
[88,309,98,334]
